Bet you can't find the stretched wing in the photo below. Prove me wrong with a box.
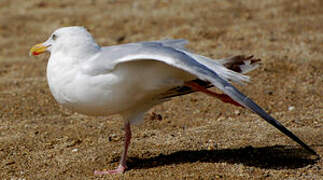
[85,40,317,155]
[161,55,261,99]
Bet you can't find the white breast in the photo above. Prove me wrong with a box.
[47,54,194,116]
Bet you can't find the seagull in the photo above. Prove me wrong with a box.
[30,26,317,174]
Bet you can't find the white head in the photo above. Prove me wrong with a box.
[30,26,100,58]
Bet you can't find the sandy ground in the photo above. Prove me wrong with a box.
[0,0,322,179]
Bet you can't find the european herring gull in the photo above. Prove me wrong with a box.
[30,26,317,174]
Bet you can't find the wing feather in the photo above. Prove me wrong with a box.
[84,40,316,155]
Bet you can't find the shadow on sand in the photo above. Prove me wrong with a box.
[124,145,319,170]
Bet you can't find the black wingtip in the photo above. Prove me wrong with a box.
[200,58,318,157]
[241,97,318,156]
[303,145,318,157]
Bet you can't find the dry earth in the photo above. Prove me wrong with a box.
[0,0,322,179]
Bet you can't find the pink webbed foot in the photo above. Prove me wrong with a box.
[94,165,127,175]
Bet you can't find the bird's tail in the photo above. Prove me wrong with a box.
[185,52,260,85]
[217,55,261,74]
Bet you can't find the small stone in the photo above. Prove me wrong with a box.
[264,90,274,95]
[234,110,240,115]
[72,148,78,152]
[288,106,295,111]
[215,175,223,178]
[150,112,163,121]
[108,134,120,142]
[217,116,225,121]
[207,140,217,150]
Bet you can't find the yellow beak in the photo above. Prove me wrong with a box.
[29,43,47,56]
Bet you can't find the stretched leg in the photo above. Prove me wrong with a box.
[185,81,244,108]
[94,121,132,175]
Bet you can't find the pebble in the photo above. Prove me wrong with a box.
[234,110,240,115]
[288,106,295,111]
[72,148,78,152]
[207,139,217,150]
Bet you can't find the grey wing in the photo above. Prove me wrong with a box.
[154,39,189,51]
[93,41,250,84]
[88,41,317,155]
[160,55,261,99]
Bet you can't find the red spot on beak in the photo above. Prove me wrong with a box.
[32,51,40,56]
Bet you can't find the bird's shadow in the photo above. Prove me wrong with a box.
[122,145,319,170]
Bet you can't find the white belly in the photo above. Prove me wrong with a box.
[47,59,194,116]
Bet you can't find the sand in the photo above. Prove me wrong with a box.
[0,0,322,179]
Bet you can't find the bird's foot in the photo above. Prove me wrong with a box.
[94,165,127,175]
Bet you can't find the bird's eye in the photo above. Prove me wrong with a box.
[52,34,57,40]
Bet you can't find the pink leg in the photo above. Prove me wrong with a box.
[94,121,132,175]
[185,81,244,108]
